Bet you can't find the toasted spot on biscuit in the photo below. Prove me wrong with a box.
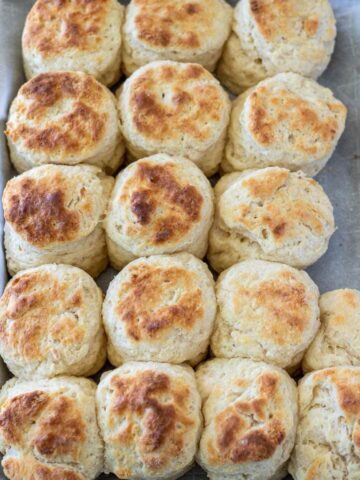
[121,162,203,246]
[23,0,109,56]
[128,63,223,142]
[115,263,203,341]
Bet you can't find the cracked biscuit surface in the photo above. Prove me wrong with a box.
[96,362,202,480]
[217,0,336,94]
[0,376,103,480]
[208,167,335,272]
[196,358,298,480]
[289,366,360,480]
[211,260,320,370]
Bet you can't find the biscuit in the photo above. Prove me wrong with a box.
[5,72,124,174]
[0,376,103,480]
[22,0,124,86]
[211,260,320,371]
[117,61,231,176]
[303,289,360,372]
[3,164,114,277]
[96,362,202,479]
[223,73,347,176]
[122,0,232,76]
[208,167,335,272]
[289,366,360,479]
[217,0,336,94]
[103,253,216,366]
[0,264,105,379]
[105,154,214,270]
[196,358,298,480]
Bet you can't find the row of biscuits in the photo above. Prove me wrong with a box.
[22,0,337,96]
[0,360,359,479]
[1,259,359,377]
[2,158,337,276]
[5,65,347,177]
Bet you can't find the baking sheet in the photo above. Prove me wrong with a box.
[0,0,359,479]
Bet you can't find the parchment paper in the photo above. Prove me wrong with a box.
[0,1,359,478]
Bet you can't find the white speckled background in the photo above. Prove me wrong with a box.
[0,1,359,478]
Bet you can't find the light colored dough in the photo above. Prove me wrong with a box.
[105,154,214,270]
[211,259,320,370]
[22,0,124,86]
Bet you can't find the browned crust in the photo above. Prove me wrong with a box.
[121,162,203,246]
[127,63,224,142]
[2,455,85,480]
[132,0,216,50]
[0,270,85,361]
[109,370,194,470]
[232,270,311,345]
[249,0,320,41]
[248,87,343,155]
[207,372,286,465]
[5,72,108,156]
[115,262,203,341]
[3,168,98,246]
[23,0,111,56]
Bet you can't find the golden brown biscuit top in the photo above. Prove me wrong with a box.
[0,390,86,457]
[3,169,97,247]
[229,269,312,345]
[131,0,223,50]
[6,72,109,156]
[115,262,204,341]
[108,369,195,473]
[248,0,330,42]
[126,63,225,143]
[312,368,360,418]
[220,169,333,248]
[119,161,204,246]
[208,372,286,465]
[0,269,87,362]
[23,0,112,56]
[247,84,346,157]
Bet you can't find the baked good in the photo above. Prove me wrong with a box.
[96,362,202,479]
[3,164,114,277]
[103,253,216,366]
[122,0,232,75]
[117,61,231,176]
[303,289,360,372]
[211,259,320,370]
[208,167,335,272]
[105,154,214,270]
[196,358,298,480]
[217,0,336,94]
[22,0,124,86]
[5,71,124,174]
[0,376,103,480]
[0,264,105,379]
[223,73,347,176]
[289,366,360,479]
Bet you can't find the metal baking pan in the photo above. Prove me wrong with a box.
[0,0,359,479]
